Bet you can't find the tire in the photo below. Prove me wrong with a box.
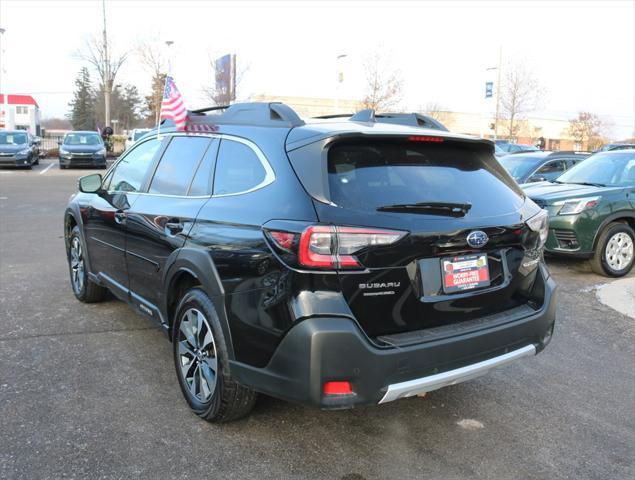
[173,288,257,422]
[60,163,67,170]
[590,222,635,277]
[68,226,107,302]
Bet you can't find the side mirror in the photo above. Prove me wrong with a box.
[57,141,62,146]
[127,136,132,141]
[529,175,547,183]
[78,174,103,193]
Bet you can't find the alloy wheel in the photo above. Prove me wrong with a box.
[605,232,634,272]
[177,308,218,403]
[69,236,85,293]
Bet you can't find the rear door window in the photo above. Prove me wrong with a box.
[149,136,211,196]
[213,139,268,195]
[326,140,521,216]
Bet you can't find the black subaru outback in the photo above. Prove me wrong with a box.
[64,103,556,422]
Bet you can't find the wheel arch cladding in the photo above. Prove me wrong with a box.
[163,248,234,359]
[592,212,635,250]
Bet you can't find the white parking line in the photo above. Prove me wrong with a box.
[39,163,55,175]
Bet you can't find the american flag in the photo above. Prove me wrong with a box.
[160,76,187,131]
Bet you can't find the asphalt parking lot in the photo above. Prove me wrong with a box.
[1,159,633,480]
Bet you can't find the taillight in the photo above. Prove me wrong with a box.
[267,225,406,270]
[301,225,405,269]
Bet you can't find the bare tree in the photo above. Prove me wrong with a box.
[361,51,403,112]
[76,34,128,127]
[499,61,543,140]
[422,102,454,129]
[567,112,607,150]
[136,40,168,124]
[202,53,247,106]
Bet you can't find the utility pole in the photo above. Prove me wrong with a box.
[102,0,111,127]
[493,46,502,140]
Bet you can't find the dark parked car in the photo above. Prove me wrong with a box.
[499,151,591,184]
[58,131,107,169]
[523,149,635,277]
[64,103,556,422]
[495,141,540,154]
[0,130,40,168]
[598,143,635,152]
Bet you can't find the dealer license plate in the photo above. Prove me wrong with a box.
[441,253,490,293]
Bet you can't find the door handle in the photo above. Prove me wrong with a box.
[114,210,127,225]
[165,219,184,235]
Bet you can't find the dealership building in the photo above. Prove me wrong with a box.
[251,94,602,151]
[0,94,41,135]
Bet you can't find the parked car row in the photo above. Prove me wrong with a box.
[0,130,42,168]
[497,148,635,277]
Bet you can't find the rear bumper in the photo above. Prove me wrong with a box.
[231,266,557,409]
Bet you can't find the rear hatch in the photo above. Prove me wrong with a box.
[285,135,544,340]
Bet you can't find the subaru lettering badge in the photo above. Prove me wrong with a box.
[467,230,489,248]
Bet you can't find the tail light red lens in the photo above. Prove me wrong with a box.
[323,381,353,395]
[267,225,406,270]
[299,225,406,270]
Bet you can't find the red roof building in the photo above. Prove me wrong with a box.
[0,93,41,134]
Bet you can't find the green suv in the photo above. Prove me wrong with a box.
[523,149,635,277]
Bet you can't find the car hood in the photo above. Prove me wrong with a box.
[0,144,28,153]
[60,144,104,153]
[521,181,621,203]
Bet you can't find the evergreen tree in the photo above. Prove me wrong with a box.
[68,68,96,130]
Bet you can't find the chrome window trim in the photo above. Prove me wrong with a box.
[105,132,275,198]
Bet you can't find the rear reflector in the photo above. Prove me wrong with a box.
[323,381,353,395]
[269,231,296,251]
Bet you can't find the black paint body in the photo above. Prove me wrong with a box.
[65,117,557,408]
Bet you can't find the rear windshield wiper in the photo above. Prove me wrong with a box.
[376,202,472,217]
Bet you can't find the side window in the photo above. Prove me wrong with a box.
[149,136,211,196]
[536,160,566,175]
[213,139,268,195]
[109,138,162,192]
[189,139,219,196]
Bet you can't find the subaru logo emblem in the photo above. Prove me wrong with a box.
[467,230,489,248]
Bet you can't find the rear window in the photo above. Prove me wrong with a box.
[325,140,522,214]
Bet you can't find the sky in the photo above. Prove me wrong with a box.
[1,0,634,138]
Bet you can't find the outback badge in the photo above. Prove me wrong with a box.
[467,230,489,248]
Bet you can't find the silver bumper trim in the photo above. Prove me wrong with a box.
[378,344,536,404]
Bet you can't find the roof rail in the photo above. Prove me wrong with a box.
[374,113,449,131]
[160,102,305,129]
[311,110,449,131]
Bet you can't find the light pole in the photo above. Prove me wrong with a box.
[165,40,174,75]
[334,54,347,113]
[0,27,7,129]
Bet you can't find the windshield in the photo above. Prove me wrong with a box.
[499,155,543,180]
[0,132,28,145]
[326,140,523,216]
[557,151,635,186]
[64,133,103,146]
